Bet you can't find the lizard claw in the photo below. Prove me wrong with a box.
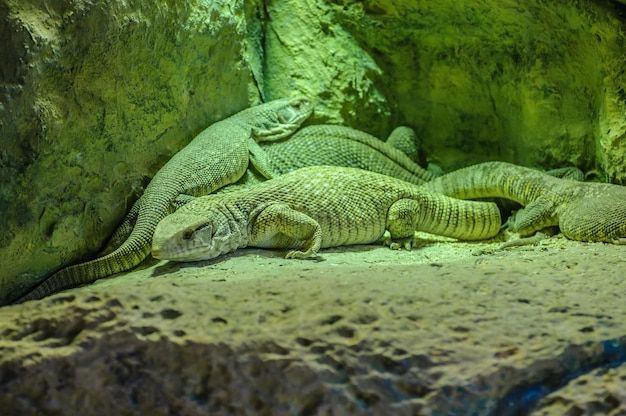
[285,250,305,259]
[285,248,315,259]
[387,237,414,251]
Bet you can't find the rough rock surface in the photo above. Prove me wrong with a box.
[264,0,626,176]
[0,237,625,415]
[0,0,255,301]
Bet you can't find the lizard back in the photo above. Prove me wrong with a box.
[152,166,502,261]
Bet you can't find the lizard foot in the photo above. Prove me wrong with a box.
[253,123,299,141]
[498,231,548,250]
[385,237,414,251]
[285,249,314,259]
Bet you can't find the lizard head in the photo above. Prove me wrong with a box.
[277,96,314,124]
[152,210,245,262]
[251,96,314,141]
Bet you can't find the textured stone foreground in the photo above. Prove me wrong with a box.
[1,237,625,415]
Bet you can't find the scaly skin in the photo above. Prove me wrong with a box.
[151,166,502,262]
[15,97,313,303]
[261,124,435,184]
[211,124,435,197]
[424,161,626,243]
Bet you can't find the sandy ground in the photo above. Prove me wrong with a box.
[1,233,626,415]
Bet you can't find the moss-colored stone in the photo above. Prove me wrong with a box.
[262,0,391,131]
[0,242,625,414]
[0,0,255,302]
[265,0,626,176]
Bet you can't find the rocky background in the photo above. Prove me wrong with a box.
[1,0,625,302]
[1,0,626,413]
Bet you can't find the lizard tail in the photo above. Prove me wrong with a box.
[15,241,151,303]
[14,198,167,303]
[424,161,546,204]
[418,193,503,240]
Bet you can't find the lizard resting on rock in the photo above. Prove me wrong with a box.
[151,166,502,262]
[260,124,436,185]
[208,125,436,199]
[423,161,626,243]
[15,97,313,303]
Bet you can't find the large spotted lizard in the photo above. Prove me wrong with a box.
[151,166,502,262]
[423,161,626,243]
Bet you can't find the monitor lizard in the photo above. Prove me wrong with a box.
[14,120,439,303]
[260,124,435,184]
[15,96,313,303]
[423,161,626,243]
[203,124,437,201]
[151,166,502,262]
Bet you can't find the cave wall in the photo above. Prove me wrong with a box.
[0,0,257,302]
[0,0,625,302]
[262,0,626,174]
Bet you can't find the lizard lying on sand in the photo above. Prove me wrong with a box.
[423,161,626,243]
[151,166,502,262]
[15,97,313,303]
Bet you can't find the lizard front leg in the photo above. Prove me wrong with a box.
[249,203,322,259]
[248,137,279,179]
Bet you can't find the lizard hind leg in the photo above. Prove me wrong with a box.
[387,126,442,176]
[249,203,323,259]
[386,199,421,250]
[507,195,559,237]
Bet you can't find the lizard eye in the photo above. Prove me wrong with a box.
[182,229,193,240]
